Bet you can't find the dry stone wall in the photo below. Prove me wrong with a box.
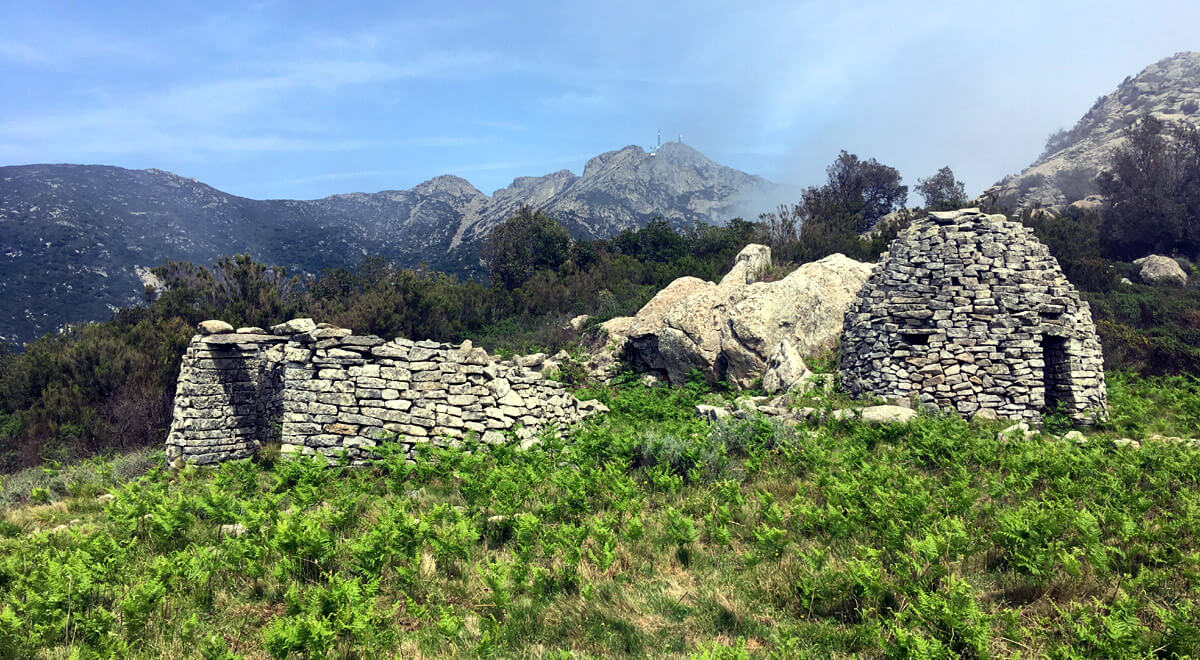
[281,332,602,464]
[166,320,604,466]
[165,331,286,465]
[840,209,1108,424]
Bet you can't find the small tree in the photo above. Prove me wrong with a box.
[816,151,908,232]
[756,151,906,264]
[1098,115,1200,259]
[915,166,968,211]
[481,206,572,289]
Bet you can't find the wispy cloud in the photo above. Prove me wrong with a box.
[6,0,1200,201]
[474,120,526,132]
[0,39,53,65]
[0,44,501,160]
[401,135,496,148]
[540,90,607,110]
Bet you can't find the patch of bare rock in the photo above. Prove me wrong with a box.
[694,394,915,427]
[596,244,873,390]
[1134,255,1189,286]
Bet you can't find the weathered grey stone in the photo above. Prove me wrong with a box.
[997,422,1037,442]
[1134,255,1188,287]
[840,210,1107,425]
[1063,430,1087,445]
[271,318,317,335]
[197,320,234,335]
[514,353,547,369]
[619,245,872,387]
[695,404,731,422]
[568,315,591,331]
[761,339,812,395]
[220,523,248,537]
[831,405,917,425]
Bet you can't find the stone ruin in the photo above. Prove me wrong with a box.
[166,319,604,466]
[839,208,1108,424]
[165,328,286,465]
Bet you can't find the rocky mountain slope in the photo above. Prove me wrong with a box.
[0,142,771,344]
[985,51,1200,210]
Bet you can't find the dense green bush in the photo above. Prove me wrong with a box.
[755,151,906,265]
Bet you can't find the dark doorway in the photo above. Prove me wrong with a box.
[1042,335,1070,411]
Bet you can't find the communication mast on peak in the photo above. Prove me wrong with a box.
[650,129,662,156]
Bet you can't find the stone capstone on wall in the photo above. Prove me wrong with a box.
[839,208,1108,424]
[166,320,606,465]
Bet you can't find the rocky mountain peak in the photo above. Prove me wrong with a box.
[987,51,1200,211]
[580,145,647,179]
[410,174,483,199]
[652,141,708,163]
[0,145,772,344]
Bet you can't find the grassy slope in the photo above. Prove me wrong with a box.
[1,374,1200,658]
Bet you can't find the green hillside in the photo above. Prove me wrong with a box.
[1,371,1199,657]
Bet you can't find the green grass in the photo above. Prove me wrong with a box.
[0,446,161,510]
[2,376,1200,658]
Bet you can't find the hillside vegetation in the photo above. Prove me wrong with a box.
[4,133,1200,471]
[2,372,1199,657]
[0,141,1199,656]
[0,218,761,470]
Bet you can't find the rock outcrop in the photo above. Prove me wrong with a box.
[1134,255,1189,286]
[696,398,917,427]
[985,51,1200,211]
[610,245,872,387]
[761,340,813,395]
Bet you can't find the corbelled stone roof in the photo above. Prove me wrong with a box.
[839,208,1107,423]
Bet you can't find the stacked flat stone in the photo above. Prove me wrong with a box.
[280,332,598,464]
[839,208,1107,424]
[166,318,603,466]
[165,328,287,465]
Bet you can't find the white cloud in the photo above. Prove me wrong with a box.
[0,44,501,160]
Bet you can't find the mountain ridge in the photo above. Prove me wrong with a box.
[0,142,772,344]
[986,51,1200,210]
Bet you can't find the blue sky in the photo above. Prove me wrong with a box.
[2,1,1198,205]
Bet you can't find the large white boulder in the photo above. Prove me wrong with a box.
[1134,255,1188,286]
[621,245,873,387]
[721,254,874,386]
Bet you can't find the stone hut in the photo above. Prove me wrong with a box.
[166,319,605,466]
[839,208,1107,423]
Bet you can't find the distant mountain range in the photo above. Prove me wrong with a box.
[8,52,1197,346]
[986,51,1200,210]
[0,141,772,344]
